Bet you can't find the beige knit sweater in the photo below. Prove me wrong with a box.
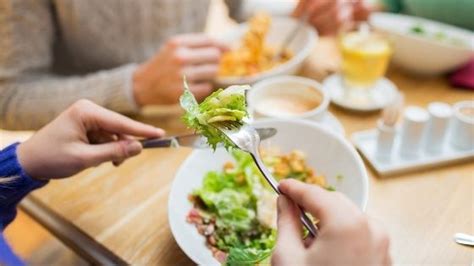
[0,0,242,130]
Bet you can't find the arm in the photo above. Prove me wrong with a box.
[0,0,138,130]
[0,143,47,229]
[0,100,164,229]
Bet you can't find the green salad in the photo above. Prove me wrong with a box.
[187,149,332,265]
[179,80,250,150]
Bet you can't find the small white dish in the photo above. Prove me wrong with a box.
[169,119,368,265]
[323,74,398,112]
[318,112,345,136]
[369,12,474,75]
[215,17,317,86]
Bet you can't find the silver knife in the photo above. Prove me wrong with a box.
[140,127,277,149]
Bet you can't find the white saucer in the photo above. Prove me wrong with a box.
[323,74,398,112]
[251,111,345,136]
[319,112,345,136]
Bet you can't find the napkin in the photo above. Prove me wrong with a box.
[450,58,474,90]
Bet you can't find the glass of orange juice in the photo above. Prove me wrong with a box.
[340,25,392,90]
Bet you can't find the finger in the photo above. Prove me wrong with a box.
[180,47,222,65]
[169,34,226,49]
[292,0,308,17]
[189,82,213,102]
[272,196,304,266]
[369,219,391,265]
[79,102,165,137]
[310,1,348,35]
[183,64,219,82]
[87,131,118,144]
[276,196,304,246]
[308,0,335,16]
[112,134,134,166]
[83,139,143,167]
[279,179,336,227]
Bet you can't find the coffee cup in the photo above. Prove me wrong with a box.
[248,76,330,121]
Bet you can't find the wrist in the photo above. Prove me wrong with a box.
[17,140,47,181]
[133,64,151,107]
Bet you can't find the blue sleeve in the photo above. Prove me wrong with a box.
[0,143,48,229]
[0,230,25,266]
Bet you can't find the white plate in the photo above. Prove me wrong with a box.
[316,112,345,136]
[324,74,398,112]
[168,119,368,265]
[215,17,317,87]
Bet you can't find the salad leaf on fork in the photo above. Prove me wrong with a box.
[180,79,250,150]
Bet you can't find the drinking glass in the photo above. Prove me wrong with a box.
[339,25,392,95]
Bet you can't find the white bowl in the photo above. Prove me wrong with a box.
[369,12,474,75]
[248,75,330,121]
[215,17,317,86]
[168,119,369,265]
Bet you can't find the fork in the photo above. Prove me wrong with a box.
[214,121,319,238]
[273,11,310,61]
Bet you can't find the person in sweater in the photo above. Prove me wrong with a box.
[0,0,238,130]
[0,99,390,265]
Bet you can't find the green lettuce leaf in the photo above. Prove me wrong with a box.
[225,248,273,266]
[179,79,250,150]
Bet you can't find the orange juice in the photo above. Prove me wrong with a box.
[340,32,392,88]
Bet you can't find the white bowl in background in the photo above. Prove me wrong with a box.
[369,12,474,76]
[215,16,317,86]
[168,119,369,265]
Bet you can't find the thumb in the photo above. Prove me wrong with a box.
[272,195,304,264]
[83,140,143,167]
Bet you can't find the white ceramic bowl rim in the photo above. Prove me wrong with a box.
[168,118,369,265]
[249,75,330,119]
[216,16,318,84]
[370,12,474,52]
[254,118,370,211]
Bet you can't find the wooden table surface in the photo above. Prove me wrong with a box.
[1,1,473,265]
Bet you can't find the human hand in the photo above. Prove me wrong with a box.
[17,100,164,180]
[133,33,228,106]
[272,179,391,266]
[293,0,371,35]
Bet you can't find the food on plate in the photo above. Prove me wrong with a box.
[186,149,335,265]
[180,79,250,149]
[218,13,292,77]
[409,24,468,47]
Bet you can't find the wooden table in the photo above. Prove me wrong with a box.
[2,2,473,265]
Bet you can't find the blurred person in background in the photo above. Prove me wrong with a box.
[293,0,474,34]
[293,0,474,35]
[0,0,245,130]
[0,0,317,131]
